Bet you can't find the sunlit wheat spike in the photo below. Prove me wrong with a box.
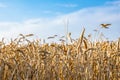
[43,39,45,44]
[47,36,55,39]
[54,35,58,37]
[67,32,72,43]
[19,34,26,39]
[2,38,4,42]
[101,24,111,28]
[59,39,65,42]
[88,34,91,38]
[25,34,34,37]
[93,29,98,32]
[67,32,71,39]
[77,28,85,50]
[60,36,65,38]
[19,34,24,37]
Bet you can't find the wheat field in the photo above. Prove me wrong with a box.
[0,29,120,80]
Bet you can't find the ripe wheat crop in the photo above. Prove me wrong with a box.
[0,29,120,80]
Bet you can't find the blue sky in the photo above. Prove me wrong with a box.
[0,0,120,42]
[0,0,115,21]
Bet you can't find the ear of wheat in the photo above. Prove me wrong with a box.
[101,24,111,28]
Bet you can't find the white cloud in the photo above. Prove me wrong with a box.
[0,3,7,8]
[106,0,120,6]
[42,10,63,15]
[56,3,78,8]
[0,1,120,41]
